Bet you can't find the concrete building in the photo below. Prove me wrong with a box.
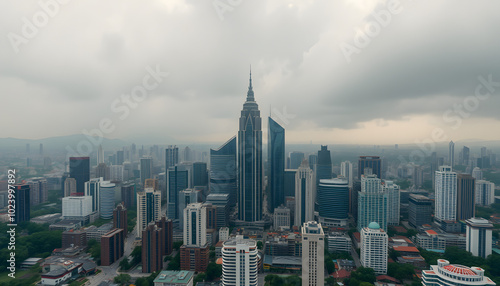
[384,180,400,226]
[435,166,457,222]
[156,216,174,255]
[113,203,128,236]
[219,227,230,241]
[422,259,495,286]
[457,174,475,221]
[302,221,325,286]
[136,188,161,238]
[466,218,493,258]
[361,222,388,275]
[84,178,101,213]
[100,228,124,266]
[357,175,388,231]
[408,194,433,227]
[221,236,258,286]
[295,160,316,227]
[64,177,77,197]
[327,232,352,253]
[142,223,164,273]
[273,205,291,230]
[340,161,353,188]
[99,181,115,219]
[475,180,495,206]
[181,203,209,272]
[62,196,93,221]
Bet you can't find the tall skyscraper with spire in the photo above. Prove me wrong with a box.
[238,70,263,222]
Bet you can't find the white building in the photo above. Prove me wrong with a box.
[466,218,493,258]
[361,222,388,275]
[327,232,352,253]
[472,167,483,180]
[295,161,316,227]
[110,165,124,181]
[62,196,93,218]
[383,180,400,226]
[273,205,291,230]
[340,161,353,188]
[221,236,258,286]
[85,178,101,213]
[475,180,495,206]
[302,221,324,286]
[435,166,457,222]
[183,203,207,247]
[136,188,161,238]
[422,259,495,286]
[219,227,230,241]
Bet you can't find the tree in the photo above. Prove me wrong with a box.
[350,267,376,284]
[193,272,207,284]
[387,263,415,281]
[131,246,142,264]
[173,241,183,251]
[119,258,130,271]
[167,252,180,270]
[206,262,222,281]
[257,241,263,250]
[325,277,338,286]
[113,274,131,285]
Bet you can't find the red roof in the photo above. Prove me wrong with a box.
[393,226,407,233]
[377,275,400,283]
[393,246,419,253]
[333,269,351,279]
[443,265,477,276]
[393,236,413,244]
[426,230,438,235]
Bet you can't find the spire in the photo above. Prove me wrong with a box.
[246,66,255,101]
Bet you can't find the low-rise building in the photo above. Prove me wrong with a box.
[422,259,496,286]
[153,270,195,286]
[328,232,352,253]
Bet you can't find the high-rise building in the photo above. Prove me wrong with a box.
[295,160,315,226]
[408,194,432,227]
[457,174,475,221]
[301,221,325,286]
[12,184,30,224]
[273,205,291,230]
[449,140,455,167]
[465,218,493,259]
[462,146,470,166]
[340,161,353,188]
[358,156,381,179]
[289,152,305,169]
[206,193,230,228]
[435,166,457,222]
[384,181,400,226]
[268,117,285,212]
[210,136,237,207]
[99,181,115,219]
[221,236,258,286]
[361,222,388,275]
[317,178,349,227]
[110,165,124,182]
[475,180,495,206]
[140,157,153,186]
[166,145,179,170]
[97,145,105,164]
[192,162,208,187]
[85,178,101,213]
[62,196,93,220]
[95,163,110,181]
[284,169,297,197]
[358,175,388,231]
[308,154,318,170]
[136,188,161,238]
[167,166,189,220]
[116,150,124,165]
[121,181,136,209]
[156,216,173,255]
[27,178,48,206]
[178,189,199,228]
[316,145,332,185]
[237,71,262,222]
[113,203,128,236]
[100,228,124,266]
[183,203,207,247]
[431,152,438,187]
[69,157,90,196]
[64,177,76,197]
[422,259,495,286]
[472,167,483,180]
[142,223,163,273]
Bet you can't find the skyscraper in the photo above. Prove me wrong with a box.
[340,161,353,188]
[295,160,315,226]
[210,136,237,207]
[358,156,381,179]
[317,178,349,227]
[268,117,285,212]
[121,181,136,209]
[357,174,388,231]
[237,71,262,222]
[97,145,104,164]
[167,166,189,220]
[302,221,325,286]
[408,194,433,227]
[384,180,400,226]
[156,216,173,255]
[140,157,153,186]
[316,145,332,184]
[462,146,470,166]
[85,178,101,212]
[137,188,162,238]
[361,222,388,275]
[192,162,208,187]
[457,174,475,221]
[69,157,90,196]
[12,184,30,224]
[465,218,493,259]
[142,223,163,273]
[475,180,495,206]
[166,145,179,170]
[64,177,76,197]
[95,163,110,181]
[221,236,259,286]
[435,166,457,222]
[181,203,209,272]
[289,152,305,169]
[113,203,128,236]
[101,228,124,266]
[449,140,455,167]
[99,181,115,219]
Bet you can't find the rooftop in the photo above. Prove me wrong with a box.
[153,270,195,284]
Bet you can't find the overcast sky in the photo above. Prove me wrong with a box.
[2,0,500,145]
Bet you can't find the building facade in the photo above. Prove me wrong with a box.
[361,222,388,275]
[210,136,237,207]
[142,223,164,273]
[69,157,90,196]
[295,161,316,227]
[221,236,258,286]
[268,116,285,212]
[422,259,495,286]
[101,228,124,266]
[357,175,388,231]
[457,174,475,221]
[466,218,493,259]
[302,221,325,286]
[317,178,349,227]
[435,166,457,222]
[137,188,162,238]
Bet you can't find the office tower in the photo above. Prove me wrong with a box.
[64,177,76,197]
[137,188,161,238]
[295,160,316,226]
[167,166,189,220]
[449,140,455,167]
[206,193,230,228]
[361,222,388,275]
[435,166,457,222]
[316,145,332,185]
[466,218,493,258]
[358,174,388,231]
[140,157,153,186]
[221,236,258,286]
[358,156,381,179]
[85,178,101,212]
[302,221,325,286]
[408,194,433,227]
[308,154,318,170]
[69,157,90,196]
[181,203,209,272]
[99,181,115,219]
[101,228,125,266]
[205,204,217,231]
[116,150,124,165]
[431,152,438,186]
[27,178,47,206]
[350,180,360,221]
[317,178,349,227]
[289,152,305,169]
[156,216,174,255]
[237,71,262,222]
[121,181,136,209]
[12,184,30,224]
[475,180,495,206]
[384,181,400,226]
[284,169,297,197]
[192,162,208,187]
[113,203,128,236]
[95,163,110,181]
[39,143,43,156]
[268,116,285,211]
[273,205,291,230]
[110,165,124,181]
[422,259,495,286]
[166,145,179,169]
[62,196,93,220]
[142,223,163,273]
[472,167,483,180]
[457,174,475,221]
[178,189,199,227]
[462,146,470,166]
[340,161,353,188]
[97,145,104,164]
[210,136,237,207]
